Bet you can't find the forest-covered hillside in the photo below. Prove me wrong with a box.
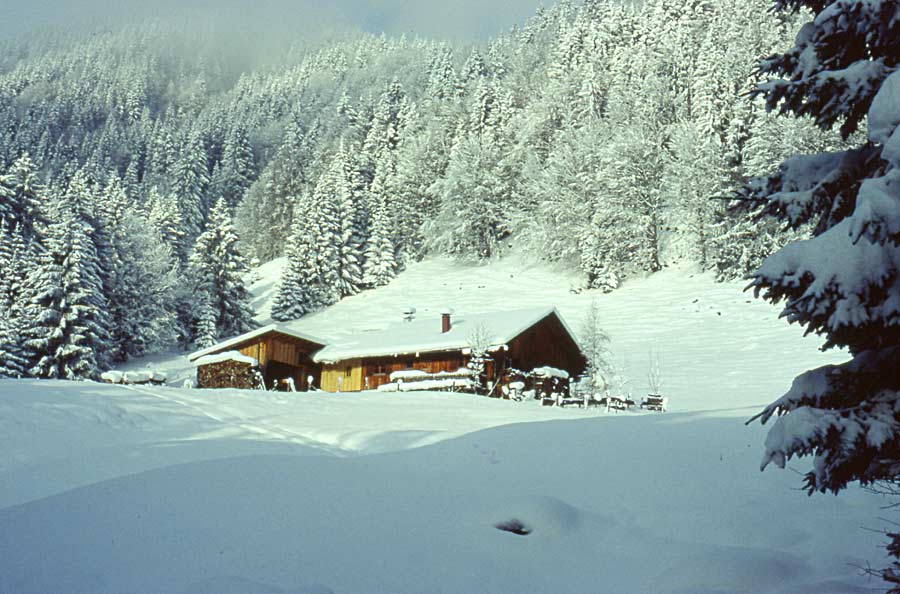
[0,0,850,378]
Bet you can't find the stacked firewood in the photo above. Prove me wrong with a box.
[197,360,258,389]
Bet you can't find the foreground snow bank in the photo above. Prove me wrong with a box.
[0,380,881,594]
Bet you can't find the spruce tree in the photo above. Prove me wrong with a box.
[173,130,210,239]
[271,197,316,321]
[212,126,255,209]
[307,169,342,307]
[188,198,256,343]
[104,182,179,361]
[0,317,28,378]
[0,220,30,378]
[23,199,110,380]
[147,186,188,262]
[748,0,900,495]
[362,147,398,287]
[330,143,366,296]
[0,153,44,242]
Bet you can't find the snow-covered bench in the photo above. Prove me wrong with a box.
[640,394,668,412]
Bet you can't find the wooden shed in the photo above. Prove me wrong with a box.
[188,325,326,391]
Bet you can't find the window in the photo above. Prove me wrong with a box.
[405,361,414,369]
[373,364,387,375]
[344,367,352,377]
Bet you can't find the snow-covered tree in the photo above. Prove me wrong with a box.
[363,147,398,287]
[188,198,256,343]
[173,130,210,239]
[0,316,28,378]
[0,153,44,243]
[105,192,179,361]
[193,296,219,349]
[147,186,187,262]
[23,198,111,379]
[466,322,493,395]
[271,179,343,320]
[580,299,615,398]
[427,134,510,261]
[236,117,318,262]
[271,199,316,321]
[329,143,367,296]
[211,125,255,209]
[749,0,900,496]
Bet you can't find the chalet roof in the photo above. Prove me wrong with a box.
[187,324,327,362]
[311,306,579,363]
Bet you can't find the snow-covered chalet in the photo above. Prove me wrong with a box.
[188,307,586,392]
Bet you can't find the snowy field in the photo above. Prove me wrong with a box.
[0,257,884,593]
[136,255,846,413]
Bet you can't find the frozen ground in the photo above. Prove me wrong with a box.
[0,257,882,594]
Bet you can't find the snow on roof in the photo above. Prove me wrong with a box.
[192,351,259,367]
[187,324,327,362]
[312,307,579,363]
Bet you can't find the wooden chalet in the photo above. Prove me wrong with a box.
[311,307,585,392]
[188,307,586,393]
[188,325,327,390]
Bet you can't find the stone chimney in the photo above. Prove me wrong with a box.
[439,308,453,333]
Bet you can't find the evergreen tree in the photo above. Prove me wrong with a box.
[193,295,219,349]
[362,147,398,287]
[330,144,366,296]
[306,170,343,307]
[745,4,900,583]
[0,153,43,242]
[23,199,110,379]
[188,198,256,343]
[0,317,28,378]
[147,186,187,262]
[104,186,179,361]
[212,125,256,209]
[271,197,317,321]
[427,134,510,260]
[173,130,210,239]
[0,220,30,378]
[237,117,318,262]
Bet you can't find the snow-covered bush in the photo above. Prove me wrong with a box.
[466,323,494,395]
[580,300,615,399]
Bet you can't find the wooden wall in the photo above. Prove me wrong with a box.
[505,314,586,378]
[321,359,364,392]
[320,353,468,392]
[239,341,268,366]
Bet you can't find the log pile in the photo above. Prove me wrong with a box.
[197,359,259,390]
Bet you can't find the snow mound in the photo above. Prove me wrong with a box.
[488,495,583,538]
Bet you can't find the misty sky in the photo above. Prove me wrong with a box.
[0,0,556,42]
